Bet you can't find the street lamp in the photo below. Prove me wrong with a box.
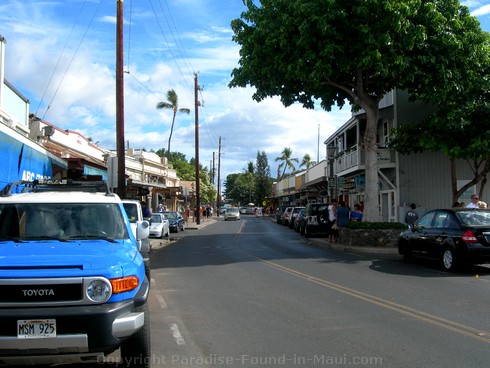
[327,144,337,200]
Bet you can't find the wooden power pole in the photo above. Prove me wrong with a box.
[194,73,200,224]
[116,0,125,198]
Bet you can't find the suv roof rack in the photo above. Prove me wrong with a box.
[1,179,114,196]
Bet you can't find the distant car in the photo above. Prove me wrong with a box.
[289,207,305,229]
[149,213,170,238]
[302,203,330,237]
[398,208,490,271]
[224,207,240,221]
[164,211,185,232]
[240,207,255,215]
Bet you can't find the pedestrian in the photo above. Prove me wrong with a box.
[404,203,419,226]
[141,202,151,217]
[328,199,338,243]
[359,201,364,212]
[350,204,363,222]
[336,201,349,228]
[466,194,480,208]
[157,203,164,213]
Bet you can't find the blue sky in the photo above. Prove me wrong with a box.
[1,0,490,187]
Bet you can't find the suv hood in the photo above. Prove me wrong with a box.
[0,240,139,278]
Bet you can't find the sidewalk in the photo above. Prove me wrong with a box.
[266,216,399,257]
[185,216,217,230]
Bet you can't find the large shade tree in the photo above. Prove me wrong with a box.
[230,0,488,221]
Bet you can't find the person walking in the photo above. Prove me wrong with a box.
[404,203,419,226]
[328,199,338,243]
[336,201,349,227]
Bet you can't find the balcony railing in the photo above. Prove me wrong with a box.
[334,145,395,175]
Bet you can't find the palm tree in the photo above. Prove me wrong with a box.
[300,153,313,170]
[156,89,190,154]
[275,147,299,180]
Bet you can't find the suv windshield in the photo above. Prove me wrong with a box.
[0,203,128,241]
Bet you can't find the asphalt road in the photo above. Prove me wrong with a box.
[147,215,490,367]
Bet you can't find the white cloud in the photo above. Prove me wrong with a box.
[471,4,490,16]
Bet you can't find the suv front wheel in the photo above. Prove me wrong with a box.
[120,303,151,368]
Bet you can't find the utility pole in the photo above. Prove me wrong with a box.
[216,136,221,214]
[194,73,201,224]
[116,0,125,198]
[211,152,215,185]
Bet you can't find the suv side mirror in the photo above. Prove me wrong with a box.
[136,220,150,241]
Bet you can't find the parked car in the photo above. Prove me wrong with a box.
[149,213,170,238]
[281,207,294,226]
[289,207,305,229]
[224,207,241,221]
[302,203,330,237]
[398,208,490,271]
[164,211,185,232]
[122,199,151,278]
[294,209,306,233]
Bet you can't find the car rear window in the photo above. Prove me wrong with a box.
[457,211,490,226]
[306,204,329,215]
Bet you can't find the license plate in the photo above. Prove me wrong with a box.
[17,319,56,339]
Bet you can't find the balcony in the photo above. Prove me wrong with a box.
[334,145,395,176]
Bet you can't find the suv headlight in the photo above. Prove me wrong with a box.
[86,278,112,303]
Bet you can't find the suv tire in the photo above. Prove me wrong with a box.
[120,303,151,368]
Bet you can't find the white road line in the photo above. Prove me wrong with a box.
[170,323,186,345]
[155,294,167,309]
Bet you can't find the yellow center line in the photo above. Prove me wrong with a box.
[257,257,490,344]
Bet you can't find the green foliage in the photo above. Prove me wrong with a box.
[255,151,273,204]
[223,173,249,206]
[154,149,216,203]
[275,147,298,180]
[223,152,274,206]
[156,89,191,154]
[346,222,407,230]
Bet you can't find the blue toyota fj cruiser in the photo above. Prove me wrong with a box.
[0,180,151,367]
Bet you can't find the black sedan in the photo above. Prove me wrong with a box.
[163,211,185,232]
[398,208,490,271]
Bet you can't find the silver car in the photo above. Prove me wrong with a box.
[224,207,240,221]
[149,213,170,238]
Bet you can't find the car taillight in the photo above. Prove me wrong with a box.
[462,230,478,243]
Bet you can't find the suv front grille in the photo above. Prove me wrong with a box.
[0,277,108,307]
[0,283,82,303]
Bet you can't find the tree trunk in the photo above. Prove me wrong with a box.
[167,112,177,154]
[362,105,381,222]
